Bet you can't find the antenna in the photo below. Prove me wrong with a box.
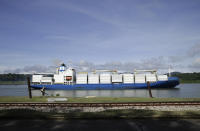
[168,65,171,77]
[67,60,73,68]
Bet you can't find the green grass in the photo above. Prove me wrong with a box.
[0,97,199,119]
[0,96,200,103]
[0,96,47,102]
[0,109,200,119]
[0,81,26,85]
[67,97,200,103]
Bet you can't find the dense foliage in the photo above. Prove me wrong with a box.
[0,74,31,81]
[171,72,200,83]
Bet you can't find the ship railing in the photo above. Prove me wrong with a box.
[134,69,157,74]
[92,70,117,74]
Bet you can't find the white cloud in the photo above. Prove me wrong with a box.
[168,55,185,63]
[3,65,55,74]
[187,43,200,57]
[2,54,200,74]
[188,58,200,70]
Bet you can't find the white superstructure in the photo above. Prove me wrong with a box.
[54,74,64,84]
[54,64,76,85]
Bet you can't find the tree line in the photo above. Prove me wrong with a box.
[0,74,31,81]
[171,72,200,83]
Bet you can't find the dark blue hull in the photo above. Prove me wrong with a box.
[31,77,179,90]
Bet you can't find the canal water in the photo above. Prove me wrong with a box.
[0,84,200,98]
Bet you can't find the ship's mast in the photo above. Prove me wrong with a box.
[168,65,171,77]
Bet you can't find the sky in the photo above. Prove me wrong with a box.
[0,0,200,73]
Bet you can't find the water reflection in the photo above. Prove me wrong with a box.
[32,88,181,98]
[0,84,200,98]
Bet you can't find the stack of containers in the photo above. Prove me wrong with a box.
[112,74,123,83]
[135,74,146,83]
[157,75,168,81]
[100,73,111,84]
[76,74,88,84]
[88,74,99,84]
[146,74,157,82]
[123,74,134,83]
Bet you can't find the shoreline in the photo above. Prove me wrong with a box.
[0,81,26,85]
[1,96,200,102]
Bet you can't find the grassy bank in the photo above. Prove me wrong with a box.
[0,96,200,102]
[67,97,200,103]
[180,80,200,83]
[0,96,47,102]
[0,81,26,85]
[0,109,200,119]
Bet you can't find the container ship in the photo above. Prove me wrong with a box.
[31,64,179,90]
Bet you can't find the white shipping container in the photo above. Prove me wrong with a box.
[76,74,87,80]
[112,74,123,83]
[157,75,168,81]
[76,81,87,84]
[76,74,87,77]
[76,74,88,84]
[135,74,145,83]
[100,74,111,84]
[54,74,64,84]
[88,81,99,84]
[32,75,43,83]
[123,74,134,83]
[76,77,87,80]
[146,74,157,82]
[41,77,53,83]
[88,74,99,84]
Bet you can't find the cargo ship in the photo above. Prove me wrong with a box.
[31,64,179,90]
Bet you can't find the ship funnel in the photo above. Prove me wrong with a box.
[59,63,66,73]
